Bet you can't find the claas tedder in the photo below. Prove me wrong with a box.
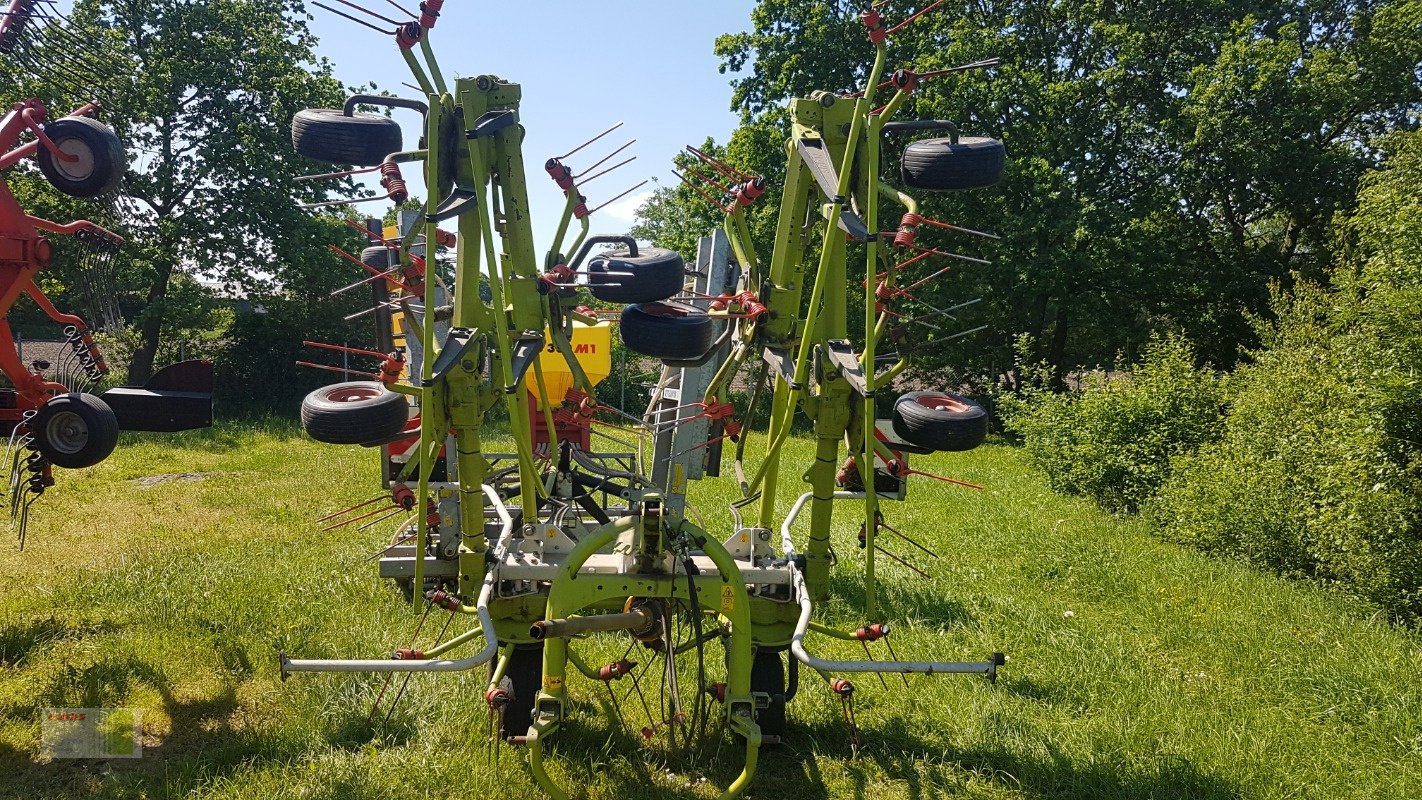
[283,2,1008,796]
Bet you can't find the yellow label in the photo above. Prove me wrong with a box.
[720,584,736,614]
[543,675,563,691]
[740,532,750,544]
[671,463,686,496]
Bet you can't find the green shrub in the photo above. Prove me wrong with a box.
[1153,132,1422,620]
[1002,334,1225,513]
[1152,286,1422,619]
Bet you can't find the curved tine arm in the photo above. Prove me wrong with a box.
[788,563,997,677]
[281,571,497,676]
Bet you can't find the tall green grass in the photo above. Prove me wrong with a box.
[1,423,1419,798]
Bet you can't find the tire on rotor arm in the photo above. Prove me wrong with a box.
[31,392,120,469]
[36,116,125,198]
[291,108,403,166]
[751,648,787,742]
[900,136,1005,192]
[890,390,989,452]
[587,247,686,304]
[300,381,410,445]
[619,303,715,362]
[492,643,544,740]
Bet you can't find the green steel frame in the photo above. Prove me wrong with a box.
[283,7,1004,799]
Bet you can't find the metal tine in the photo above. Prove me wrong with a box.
[301,194,386,210]
[331,266,402,297]
[673,170,733,214]
[902,297,982,327]
[377,0,418,18]
[875,545,932,579]
[311,1,391,34]
[363,526,415,561]
[576,155,636,186]
[555,121,624,161]
[574,139,635,178]
[686,145,751,182]
[317,494,390,523]
[586,179,650,217]
[323,0,407,26]
[357,507,407,532]
[296,164,382,182]
[345,299,418,322]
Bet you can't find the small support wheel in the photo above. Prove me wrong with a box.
[300,381,409,445]
[37,116,125,198]
[900,136,1005,191]
[588,247,686,304]
[619,303,715,362]
[291,108,403,166]
[31,392,119,469]
[492,644,544,740]
[891,391,988,452]
[750,649,787,742]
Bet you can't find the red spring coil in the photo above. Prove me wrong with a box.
[733,291,767,318]
[705,682,727,703]
[396,20,422,50]
[862,8,887,44]
[598,659,635,682]
[418,0,443,29]
[895,213,922,248]
[427,590,461,612]
[854,623,891,642]
[572,195,589,220]
[891,69,919,92]
[379,353,404,383]
[485,687,510,709]
[393,648,424,660]
[545,158,574,191]
[433,229,457,248]
[380,162,409,204]
[722,420,744,440]
[734,177,766,207]
[831,678,856,697]
[703,401,736,421]
[392,483,415,510]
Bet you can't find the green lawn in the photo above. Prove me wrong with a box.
[1,422,1419,799]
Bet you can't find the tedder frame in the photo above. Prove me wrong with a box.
[283,3,1008,797]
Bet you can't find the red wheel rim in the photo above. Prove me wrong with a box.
[327,386,380,403]
[638,303,688,318]
[913,393,969,413]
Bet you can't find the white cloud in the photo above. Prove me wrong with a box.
[595,190,654,228]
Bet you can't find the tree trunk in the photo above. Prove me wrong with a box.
[126,255,176,384]
[1048,304,1069,390]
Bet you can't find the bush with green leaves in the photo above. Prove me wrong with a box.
[1002,335,1225,513]
[1152,131,1422,621]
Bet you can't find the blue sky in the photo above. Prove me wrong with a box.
[307,1,760,249]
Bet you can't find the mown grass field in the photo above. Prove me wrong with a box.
[1,422,1419,799]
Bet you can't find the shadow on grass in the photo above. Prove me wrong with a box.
[827,571,980,631]
[0,616,117,668]
[3,655,305,799]
[777,717,1240,800]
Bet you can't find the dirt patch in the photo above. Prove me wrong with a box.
[133,472,221,488]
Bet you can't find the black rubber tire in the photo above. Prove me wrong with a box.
[619,303,715,361]
[494,644,544,740]
[361,245,398,269]
[891,391,988,452]
[291,108,403,166]
[300,381,409,445]
[751,649,786,741]
[900,136,1005,191]
[36,116,124,198]
[588,247,686,304]
[31,392,119,469]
